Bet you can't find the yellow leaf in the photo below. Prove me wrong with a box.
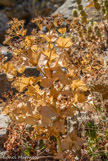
[3,105,9,115]
[68,66,76,77]
[43,49,57,61]
[3,62,16,76]
[32,52,40,65]
[54,21,58,27]
[58,27,67,34]
[40,35,51,43]
[43,50,50,57]
[56,37,72,48]
[17,65,25,73]
[71,80,87,91]
[12,77,34,92]
[22,29,27,36]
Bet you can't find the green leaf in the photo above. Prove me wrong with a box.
[24,148,31,156]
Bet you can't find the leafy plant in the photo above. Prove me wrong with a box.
[1,15,106,160]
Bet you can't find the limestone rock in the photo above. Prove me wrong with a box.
[0,13,8,43]
[53,0,100,21]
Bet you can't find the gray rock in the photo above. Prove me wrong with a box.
[53,0,77,19]
[53,0,100,21]
[0,13,8,43]
[0,45,13,63]
[0,73,11,94]
[0,114,10,145]
[0,151,7,159]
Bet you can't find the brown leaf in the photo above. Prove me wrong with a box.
[53,120,65,135]
[40,78,55,88]
[24,116,40,125]
[53,68,70,85]
[75,93,86,103]
[50,87,59,99]
[43,67,52,78]
[63,107,76,117]
[37,106,58,119]
[61,131,83,151]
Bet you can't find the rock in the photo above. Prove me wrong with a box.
[42,26,49,33]
[0,151,7,159]
[0,105,10,157]
[0,0,14,7]
[1,4,29,20]
[53,0,101,21]
[0,45,13,63]
[0,113,10,146]
[0,13,8,43]
[0,73,11,95]
[0,0,66,43]
[53,0,76,19]
[0,0,66,20]
[23,66,40,77]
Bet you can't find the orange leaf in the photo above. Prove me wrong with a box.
[86,1,94,8]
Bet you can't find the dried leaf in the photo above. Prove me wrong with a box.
[71,80,87,92]
[24,116,39,125]
[63,107,76,117]
[58,27,67,34]
[56,37,72,48]
[12,77,34,92]
[75,93,86,103]
[40,78,55,88]
[86,1,94,8]
[53,120,65,135]
[38,106,58,119]
[17,65,25,73]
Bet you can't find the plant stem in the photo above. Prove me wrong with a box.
[56,135,63,161]
[54,96,63,161]
[57,136,62,153]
